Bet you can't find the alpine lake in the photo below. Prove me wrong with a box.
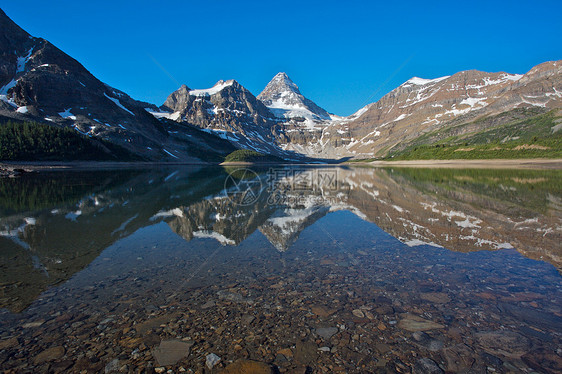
[0,165,560,373]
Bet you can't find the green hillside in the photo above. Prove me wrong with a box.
[224,149,284,163]
[0,120,142,161]
[386,108,562,160]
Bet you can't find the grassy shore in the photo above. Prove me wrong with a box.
[369,159,562,169]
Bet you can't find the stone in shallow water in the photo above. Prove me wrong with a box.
[135,312,180,335]
[51,360,73,372]
[413,358,443,373]
[441,344,476,372]
[217,290,251,303]
[420,292,451,304]
[241,314,255,325]
[33,346,65,364]
[206,353,221,369]
[311,305,336,317]
[315,327,338,340]
[412,331,443,351]
[220,359,273,374]
[375,305,394,315]
[22,320,44,328]
[104,358,120,373]
[475,330,531,358]
[0,337,18,350]
[397,314,444,332]
[375,343,391,354]
[294,341,318,365]
[352,309,365,318]
[152,339,194,366]
[499,302,562,330]
[521,348,562,374]
[442,343,476,373]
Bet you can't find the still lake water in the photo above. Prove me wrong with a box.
[0,166,561,373]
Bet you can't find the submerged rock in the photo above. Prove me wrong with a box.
[152,339,194,366]
[397,314,444,332]
[521,348,562,374]
[475,330,531,358]
[315,327,338,340]
[294,341,318,365]
[104,358,120,373]
[220,359,273,374]
[412,331,443,351]
[441,344,477,371]
[413,358,444,373]
[206,353,221,370]
[420,292,451,304]
[311,305,337,317]
[352,309,365,318]
[33,346,65,364]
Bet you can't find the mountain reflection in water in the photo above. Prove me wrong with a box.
[0,166,560,313]
[0,166,561,373]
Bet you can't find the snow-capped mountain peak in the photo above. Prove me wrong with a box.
[258,72,331,123]
[269,72,300,92]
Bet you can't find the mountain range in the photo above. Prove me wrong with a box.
[1,8,561,162]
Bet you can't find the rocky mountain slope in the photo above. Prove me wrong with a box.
[284,62,562,158]
[256,72,340,156]
[171,64,561,160]
[157,80,302,159]
[0,8,235,162]
[345,62,562,157]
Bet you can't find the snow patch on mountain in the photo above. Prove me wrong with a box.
[189,80,234,96]
[460,97,488,108]
[58,108,76,120]
[403,76,450,86]
[16,48,33,73]
[104,93,135,116]
[0,79,17,95]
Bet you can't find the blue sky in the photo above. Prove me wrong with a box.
[2,0,561,115]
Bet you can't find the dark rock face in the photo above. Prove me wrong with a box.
[0,8,36,88]
[163,80,274,134]
[162,84,192,112]
[0,9,234,162]
[0,9,164,156]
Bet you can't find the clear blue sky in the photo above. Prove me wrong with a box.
[2,0,561,115]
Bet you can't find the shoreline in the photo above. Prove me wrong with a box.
[1,158,562,172]
[0,160,212,172]
[367,158,562,169]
